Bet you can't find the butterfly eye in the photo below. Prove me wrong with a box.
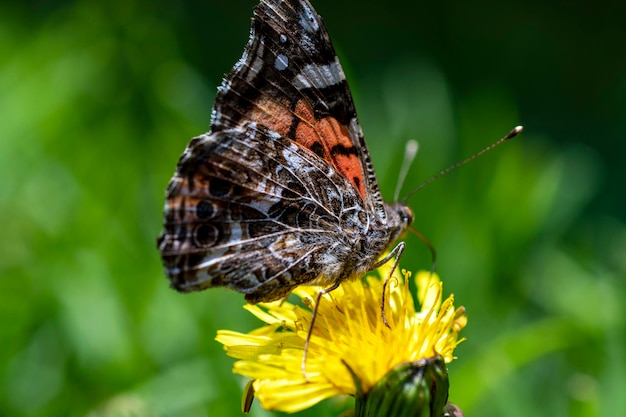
[401,205,414,226]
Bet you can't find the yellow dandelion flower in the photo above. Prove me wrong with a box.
[215,268,467,414]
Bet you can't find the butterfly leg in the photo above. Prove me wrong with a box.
[301,280,342,379]
[372,241,406,328]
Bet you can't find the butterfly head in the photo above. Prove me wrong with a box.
[388,202,414,240]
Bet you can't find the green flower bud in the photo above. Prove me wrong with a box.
[354,356,454,417]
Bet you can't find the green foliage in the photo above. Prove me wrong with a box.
[1,1,623,416]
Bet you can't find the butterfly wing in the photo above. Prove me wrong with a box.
[212,0,387,220]
[157,0,405,301]
[158,124,368,303]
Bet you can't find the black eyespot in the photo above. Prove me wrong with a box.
[196,200,214,219]
[194,224,220,246]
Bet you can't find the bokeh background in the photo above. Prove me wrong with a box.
[1,0,624,416]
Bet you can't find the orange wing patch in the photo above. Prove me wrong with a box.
[247,96,292,137]
[245,96,366,199]
[293,100,366,199]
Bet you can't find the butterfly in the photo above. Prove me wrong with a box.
[157,0,413,306]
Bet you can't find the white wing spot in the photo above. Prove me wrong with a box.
[279,34,287,43]
[293,58,345,90]
[275,53,289,71]
[299,3,319,33]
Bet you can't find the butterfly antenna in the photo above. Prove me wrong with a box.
[394,140,419,202]
[401,126,523,204]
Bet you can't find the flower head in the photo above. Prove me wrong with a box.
[215,267,466,413]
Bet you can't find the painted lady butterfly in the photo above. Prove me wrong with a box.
[157,0,413,305]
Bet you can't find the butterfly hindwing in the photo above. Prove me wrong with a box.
[158,123,369,302]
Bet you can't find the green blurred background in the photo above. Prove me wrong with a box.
[1,0,624,416]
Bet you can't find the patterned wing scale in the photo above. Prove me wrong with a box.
[158,124,369,303]
[211,0,386,218]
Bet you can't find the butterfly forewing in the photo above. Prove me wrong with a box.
[213,0,385,209]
